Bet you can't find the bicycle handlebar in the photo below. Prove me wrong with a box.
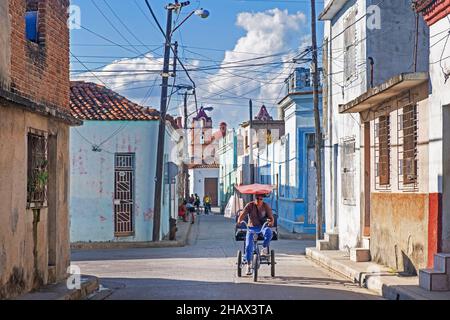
[239,220,270,233]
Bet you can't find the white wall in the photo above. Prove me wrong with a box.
[189,168,219,202]
[323,0,367,249]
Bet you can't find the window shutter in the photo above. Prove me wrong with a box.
[378,116,390,185]
[402,105,418,184]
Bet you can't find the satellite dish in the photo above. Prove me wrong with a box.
[195,8,210,19]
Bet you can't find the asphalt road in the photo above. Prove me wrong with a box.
[71,214,381,300]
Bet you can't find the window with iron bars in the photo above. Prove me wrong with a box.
[341,137,356,205]
[375,115,391,187]
[27,129,48,208]
[398,104,418,189]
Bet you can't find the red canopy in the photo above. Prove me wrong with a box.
[235,184,274,195]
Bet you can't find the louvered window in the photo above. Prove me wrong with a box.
[341,138,356,205]
[344,10,357,81]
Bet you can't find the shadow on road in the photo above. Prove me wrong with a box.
[95,277,380,300]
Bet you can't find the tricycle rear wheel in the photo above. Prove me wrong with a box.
[237,250,242,277]
[252,253,258,282]
[271,250,276,277]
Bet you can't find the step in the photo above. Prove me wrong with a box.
[419,268,449,291]
[350,248,371,262]
[362,236,370,250]
[324,233,339,250]
[317,240,329,251]
[434,253,450,273]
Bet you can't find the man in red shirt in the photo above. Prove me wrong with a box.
[237,195,274,275]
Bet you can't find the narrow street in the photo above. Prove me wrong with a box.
[71,214,380,300]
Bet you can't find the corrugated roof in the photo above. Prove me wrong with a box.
[70,81,160,121]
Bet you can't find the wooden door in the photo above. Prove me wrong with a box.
[204,178,218,206]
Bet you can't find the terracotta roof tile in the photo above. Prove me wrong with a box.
[70,81,160,121]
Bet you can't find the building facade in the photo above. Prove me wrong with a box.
[320,0,429,256]
[69,82,182,243]
[187,107,226,206]
[256,68,323,234]
[0,0,79,299]
[218,128,239,212]
[414,0,450,291]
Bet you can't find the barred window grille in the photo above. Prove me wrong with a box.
[27,129,48,208]
[341,138,356,205]
[399,104,418,188]
[375,115,390,187]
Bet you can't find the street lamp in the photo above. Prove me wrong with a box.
[149,0,209,242]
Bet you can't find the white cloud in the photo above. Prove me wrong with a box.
[71,8,311,128]
[198,8,310,128]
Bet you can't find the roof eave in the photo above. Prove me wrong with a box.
[319,0,349,21]
[339,73,429,114]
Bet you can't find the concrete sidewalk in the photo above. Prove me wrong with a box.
[278,225,316,240]
[70,219,193,250]
[306,247,450,300]
[15,275,99,300]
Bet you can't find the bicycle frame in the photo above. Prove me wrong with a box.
[241,221,269,264]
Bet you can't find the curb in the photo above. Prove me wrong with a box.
[61,275,99,300]
[180,220,193,246]
[15,275,99,300]
[71,222,193,250]
[278,228,316,240]
[305,248,427,300]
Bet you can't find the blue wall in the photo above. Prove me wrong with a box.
[256,92,323,235]
[70,121,169,242]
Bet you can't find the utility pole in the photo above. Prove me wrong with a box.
[152,6,173,242]
[249,99,254,184]
[183,91,189,200]
[311,0,324,240]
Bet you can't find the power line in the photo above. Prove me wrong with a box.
[90,0,143,56]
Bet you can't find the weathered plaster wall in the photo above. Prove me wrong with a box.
[367,0,429,86]
[0,102,70,299]
[69,121,164,242]
[371,193,428,274]
[0,0,11,89]
[366,83,429,270]
[323,0,430,250]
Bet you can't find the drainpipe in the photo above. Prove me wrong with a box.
[368,57,374,88]
[32,208,43,288]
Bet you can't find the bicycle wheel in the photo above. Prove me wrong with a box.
[252,253,258,282]
[271,250,275,277]
[237,250,242,277]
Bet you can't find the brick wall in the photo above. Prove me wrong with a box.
[8,0,70,111]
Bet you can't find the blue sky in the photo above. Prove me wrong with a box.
[70,0,324,127]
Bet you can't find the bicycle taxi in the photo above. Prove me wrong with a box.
[232,184,278,282]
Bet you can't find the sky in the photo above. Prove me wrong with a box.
[70,0,325,128]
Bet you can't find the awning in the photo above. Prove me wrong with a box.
[235,184,274,195]
[339,73,429,114]
[319,0,348,20]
